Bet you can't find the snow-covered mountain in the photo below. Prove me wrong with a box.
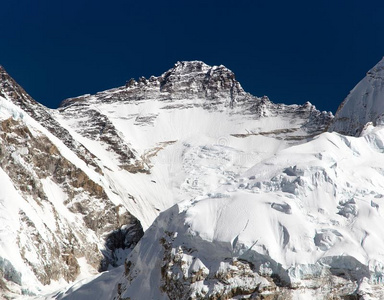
[50,59,384,300]
[4,59,374,299]
[329,57,384,137]
[54,61,332,230]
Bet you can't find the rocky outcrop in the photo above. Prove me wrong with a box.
[101,219,143,271]
[61,61,249,108]
[158,61,246,106]
[0,116,143,286]
[57,105,147,173]
[0,66,102,173]
[157,230,281,300]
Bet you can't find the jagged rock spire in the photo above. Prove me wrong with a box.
[158,61,246,105]
[0,65,37,106]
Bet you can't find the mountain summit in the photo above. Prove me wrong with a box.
[158,61,246,105]
[61,60,248,108]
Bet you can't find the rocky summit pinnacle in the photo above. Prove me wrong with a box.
[158,61,246,105]
[0,65,36,106]
[61,61,249,108]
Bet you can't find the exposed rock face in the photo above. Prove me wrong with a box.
[61,61,248,107]
[328,57,384,136]
[158,61,246,106]
[101,219,143,271]
[57,104,146,173]
[0,116,143,284]
[0,66,102,172]
[0,67,144,297]
[157,229,280,300]
[0,118,94,284]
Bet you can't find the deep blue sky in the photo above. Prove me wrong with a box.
[1,1,384,113]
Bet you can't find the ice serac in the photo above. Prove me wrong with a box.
[329,57,384,136]
[116,123,384,299]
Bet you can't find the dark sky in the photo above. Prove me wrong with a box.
[1,1,384,113]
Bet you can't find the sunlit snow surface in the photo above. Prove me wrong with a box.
[330,57,384,137]
[54,96,315,230]
[45,126,384,299]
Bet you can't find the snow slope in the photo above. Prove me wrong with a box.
[55,61,332,229]
[329,57,384,136]
[114,127,384,299]
[52,125,384,300]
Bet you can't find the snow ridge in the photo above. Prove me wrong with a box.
[329,57,384,136]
